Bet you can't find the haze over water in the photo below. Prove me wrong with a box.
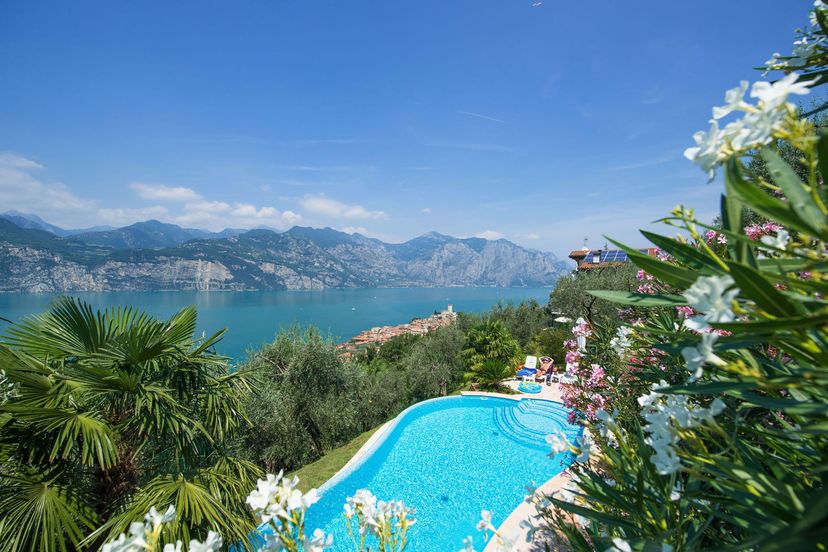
[0,287,550,361]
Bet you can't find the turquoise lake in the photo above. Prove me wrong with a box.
[0,287,550,361]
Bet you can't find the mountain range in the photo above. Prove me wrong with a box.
[0,211,569,292]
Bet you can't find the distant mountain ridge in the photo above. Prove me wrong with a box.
[0,213,568,292]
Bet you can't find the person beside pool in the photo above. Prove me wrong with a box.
[540,356,555,385]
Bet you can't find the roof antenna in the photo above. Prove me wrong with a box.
[582,236,589,251]
[603,241,609,251]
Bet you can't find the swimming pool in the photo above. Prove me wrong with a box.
[296,395,581,551]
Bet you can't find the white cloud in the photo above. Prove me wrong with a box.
[1,152,304,231]
[420,207,432,213]
[126,182,303,230]
[98,206,170,226]
[130,182,201,202]
[0,152,97,227]
[475,230,505,240]
[457,110,506,124]
[301,195,387,220]
[173,201,302,230]
[342,226,369,235]
[0,152,44,170]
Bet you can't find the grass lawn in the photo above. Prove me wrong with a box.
[291,426,383,492]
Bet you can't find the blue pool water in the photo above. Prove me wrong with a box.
[298,396,581,551]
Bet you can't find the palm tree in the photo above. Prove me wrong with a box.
[462,320,520,371]
[465,359,515,391]
[0,297,262,551]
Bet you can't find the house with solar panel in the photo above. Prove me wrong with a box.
[568,246,659,271]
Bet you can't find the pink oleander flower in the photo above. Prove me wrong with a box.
[563,339,577,350]
[717,234,727,244]
[567,410,578,424]
[572,319,592,338]
[638,282,656,294]
[656,249,670,262]
[744,224,764,240]
[676,305,695,318]
[565,350,581,364]
[713,328,733,337]
[592,393,607,410]
[705,230,718,242]
[800,271,813,280]
[588,364,605,385]
[762,221,783,233]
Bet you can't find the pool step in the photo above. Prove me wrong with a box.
[492,402,581,451]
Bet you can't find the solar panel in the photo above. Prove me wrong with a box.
[597,250,630,263]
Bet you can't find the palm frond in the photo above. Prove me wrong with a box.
[1,405,118,468]
[0,473,98,552]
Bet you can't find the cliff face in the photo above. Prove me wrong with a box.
[0,221,569,292]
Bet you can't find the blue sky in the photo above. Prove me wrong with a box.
[0,1,811,257]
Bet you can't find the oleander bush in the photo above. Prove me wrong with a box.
[525,4,828,549]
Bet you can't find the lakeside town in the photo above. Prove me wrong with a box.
[337,304,458,356]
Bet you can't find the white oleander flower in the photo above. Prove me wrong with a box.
[545,432,571,455]
[712,80,749,119]
[681,331,723,381]
[287,487,319,512]
[609,326,634,358]
[303,528,333,552]
[638,383,727,474]
[247,472,319,524]
[556,475,581,503]
[686,73,817,178]
[596,408,620,445]
[477,510,494,532]
[760,229,790,251]
[492,533,522,552]
[791,36,819,66]
[670,484,682,501]
[518,518,537,542]
[750,72,817,108]
[146,505,176,527]
[102,508,178,552]
[257,532,287,551]
[684,120,725,180]
[246,471,283,512]
[188,532,222,552]
[683,275,739,332]
[607,537,632,552]
[574,430,595,463]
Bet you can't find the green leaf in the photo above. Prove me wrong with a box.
[0,474,97,552]
[725,158,822,238]
[713,312,828,333]
[606,237,698,288]
[586,290,687,307]
[661,381,759,395]
[546,496,638,531]
[728,262,800,317]
[761,147,825,234]
[640,230,723,273]
[721,167,753,266]
[729,391,828,414]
